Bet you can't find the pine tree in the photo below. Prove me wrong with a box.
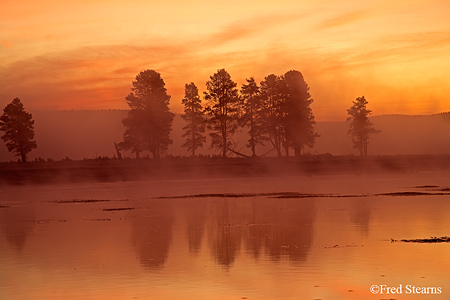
[283,70,318,157]
[181,82,206,156]
[120,70,174,159]
[240,77,267,157]
[347,96,379,156]
[0,98,37,162]
[260,74,285,157]
[204,69,240,158]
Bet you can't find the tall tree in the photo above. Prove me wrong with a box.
[0,98,37,162]
[347,96,379,156]
[181,82,206,156]
[259,74,285,157]
[204,69,240,158]
[120,70,174,159]
[283,70,318,157]
[240,77,267,157]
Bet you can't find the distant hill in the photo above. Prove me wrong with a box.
[0,110,449,161]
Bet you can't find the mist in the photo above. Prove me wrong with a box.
[0,110,449,162]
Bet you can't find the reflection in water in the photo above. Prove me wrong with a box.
[130,199,174,270]
[261,198,315,262]
[201,197,316,268]
[349,198,371,235]
[185,199,207,255]
[208,199,243,268]
[2,177,450,300]
[0,206,35,253]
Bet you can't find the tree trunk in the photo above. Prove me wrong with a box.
[20,152,26,163]
[294,146,301,157]
[114,142,123,160]
[222,122,227,158]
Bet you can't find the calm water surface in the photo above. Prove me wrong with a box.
[1,173,450,300]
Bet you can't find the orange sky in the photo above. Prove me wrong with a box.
[1,0,449,121]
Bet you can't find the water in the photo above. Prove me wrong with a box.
[1,173,450,299]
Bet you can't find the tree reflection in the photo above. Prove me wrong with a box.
[205,197,316,268]
[0,205,35,253]
[208,199,245,269]
[349,198,371,235]
[257,198,315,262]
[185,199,207,255]
[131,200,174,270]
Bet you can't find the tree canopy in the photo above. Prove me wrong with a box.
[204,68,240,158]
[120,70,174,159]
[347,96,379,156]
[0,98,37,162]
[181,82,206,156]
[259,70,318,157]
[240,77,267,157]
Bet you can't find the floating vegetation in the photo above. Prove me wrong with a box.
[0,205,10,208]
[414,185,440,189]
[324,244,364,249]
[377,191,450,196]
[391,236,450,243]
[51,199,129,204]
[156,192,366,199]
[51,199,114,204]
[102,207,135,211]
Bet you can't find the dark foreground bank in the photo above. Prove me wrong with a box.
[1,154,450,185]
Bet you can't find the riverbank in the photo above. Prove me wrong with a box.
[1,154,449,185]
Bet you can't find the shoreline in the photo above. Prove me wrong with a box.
[1,154,450,185]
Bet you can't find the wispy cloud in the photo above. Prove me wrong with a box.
[315,9,371,31]
[204,11,305,46]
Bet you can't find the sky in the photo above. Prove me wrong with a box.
[1,0,450,121]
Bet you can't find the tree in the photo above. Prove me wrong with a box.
[259,71,318,157]
[181,82,206,156]
[204,69,240,158]
[0,98,37,162]
[347,96,379,156]
[283,70,318,157]
[120,70,174,159]
[259,74,285,157]
[240,77,267,157]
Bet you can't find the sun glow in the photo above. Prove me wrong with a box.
[1,0,449,121]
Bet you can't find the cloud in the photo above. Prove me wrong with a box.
[204,11,305,46]
[1,40,11,48]
[315,9,371,31]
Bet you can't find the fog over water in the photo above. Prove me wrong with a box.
[1,172,450,299]
[0,110,449,161]
[1,109,449,299]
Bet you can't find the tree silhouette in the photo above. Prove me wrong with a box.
[259,71,317,157]
[181,82,206,156]
[260,74,285,157]
[347,96,379,156]
[120,70,174,159]
[204,69,240,158]
[0,98,37,162]
[283,70,318,157]
[240,77,267,157]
